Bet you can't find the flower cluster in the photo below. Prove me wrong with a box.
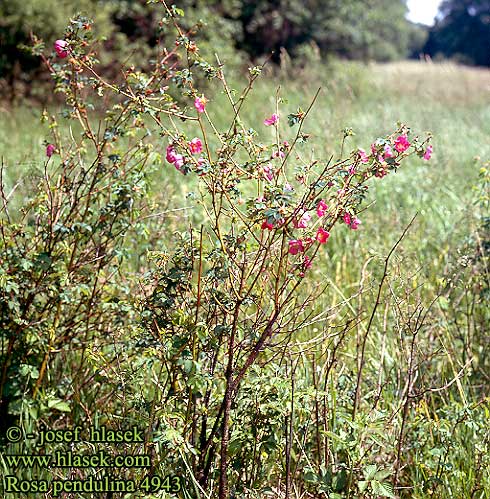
[343,213,361,230]
[44,22,433,287]
[356,132,434,178]
[166,137,204,174]
[251,124,432,277]
[259,195,332,277]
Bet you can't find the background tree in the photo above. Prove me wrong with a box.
[424,0,490,66]
[235,0,422,62]
[0,0,428,99]
[0,0,114,98]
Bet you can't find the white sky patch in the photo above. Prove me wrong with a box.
[406,0,442,26]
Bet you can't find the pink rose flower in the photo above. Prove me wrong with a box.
[173,154,185,170]
[394,134,410,153]
[189,137,203,154]
[46,144,56,157]
[316,227,330,244]
[194,95,207,113]
[384,144,394,158]
[272,150,285,159]
[294,212,311,229]
[343,212,361,229]
[264,113,279,126]
[358,148,369,164]
[54,39,69,58]
[261,220,274,230]
[350,217,361,230]
[166,145,178,164]
[423,144,433,161]
[288,239,305,255]
[316,200,328,217]
[262,164,275,181]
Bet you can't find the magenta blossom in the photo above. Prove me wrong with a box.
[261,164,275,181]
[316,199,328,217]
[423,144,433,161]
[384,144,394,159]
[394,134,410,153]
[264,113,279,126]
[288,239,305,255]
[166,145,178,164]
[304,255,312,269]
[316,227,330,244]
[294,212,311,229]
[343,212,361,229]
[350,217,361,230]
[166,144,186,172]
[54,39,69,58]
[261,220,274,230]
[194,95,207,113]
[358,148,369,164]
[189,137,203,154]
[46,144,56,158]
[173,154,185,170]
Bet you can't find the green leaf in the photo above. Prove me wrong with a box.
[358,480,369,492]
[364,464,378,480]
[19,364,39,379]
[47,399,71,412]
[372,480,396,498]
[375,469,392,481]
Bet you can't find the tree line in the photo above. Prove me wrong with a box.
[1,0,489,98]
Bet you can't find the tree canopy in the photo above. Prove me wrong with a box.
[425,0,490,66]
[0,0,427,96]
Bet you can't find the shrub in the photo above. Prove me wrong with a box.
[0,3,437,498]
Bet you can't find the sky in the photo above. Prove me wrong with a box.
[406,0,443,26]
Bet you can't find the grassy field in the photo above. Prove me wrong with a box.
[1,60,489,498]
[3,60,489,288]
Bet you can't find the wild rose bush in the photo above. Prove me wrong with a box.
[0,3,435,499]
